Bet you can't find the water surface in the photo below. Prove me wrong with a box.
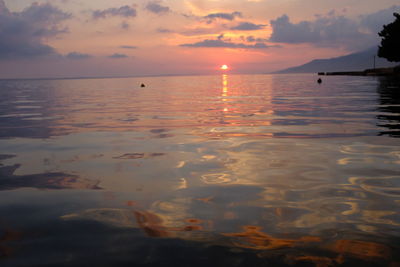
[0,74,399,266]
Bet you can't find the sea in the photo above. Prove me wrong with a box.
[0,74,399,266]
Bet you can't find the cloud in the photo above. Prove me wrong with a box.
[269,6,400,50]
[180,27,222,36]
[360,5,400,34]
[156,27,172,33]
[0,1,71,60]
[269,15,320,43]
[121,21,130,30]
[93,5,137,19]
[203,11,242,21]
[180,38,274,49]
[109,53,128,58]
[120,45,137,49]
[230,22,266,31]
[145,1,170,14]
[246,36,268,42]
[66,52,91,60]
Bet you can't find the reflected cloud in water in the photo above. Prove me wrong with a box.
[56,184,396,266]
[0,156,101,190]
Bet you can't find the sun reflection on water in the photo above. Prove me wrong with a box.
[222,74,229,113]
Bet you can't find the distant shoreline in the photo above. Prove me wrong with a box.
[318,66,400,76]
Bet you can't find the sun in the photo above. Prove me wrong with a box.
[220,64,229,70]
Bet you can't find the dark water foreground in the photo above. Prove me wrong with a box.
[0,74,399,266]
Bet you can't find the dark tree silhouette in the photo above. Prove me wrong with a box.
[378,13,400,62]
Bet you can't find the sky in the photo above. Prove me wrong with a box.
[0,0,399,78]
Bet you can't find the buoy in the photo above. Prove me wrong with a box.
[317,78,322,84]
[140,83,145,87]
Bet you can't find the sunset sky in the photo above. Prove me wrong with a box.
[0,0,399,78]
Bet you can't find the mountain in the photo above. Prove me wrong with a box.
[275,47,397,74]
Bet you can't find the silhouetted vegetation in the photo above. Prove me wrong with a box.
[378,13,400,62]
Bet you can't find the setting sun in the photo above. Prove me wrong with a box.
[221,65,229,70]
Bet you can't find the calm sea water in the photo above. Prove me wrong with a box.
[0,74,399,266]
